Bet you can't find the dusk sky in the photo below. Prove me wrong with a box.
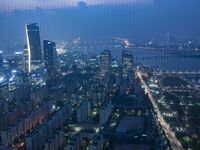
[0,0,200,53]
[0,0,152,11]
[1,2,200,150]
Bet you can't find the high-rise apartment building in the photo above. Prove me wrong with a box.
[100,50,111,76]
[122,50,133,78]
[43,40,57,73]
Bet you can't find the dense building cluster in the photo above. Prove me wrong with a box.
[0,23,185,150]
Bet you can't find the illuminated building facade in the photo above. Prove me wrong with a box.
[100,50,111,76]
[25,23,42,73]
[122,50,133,78]
[0,51,3,69]
[43,40,57,74]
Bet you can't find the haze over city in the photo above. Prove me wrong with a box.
[0,0,200,55]
[0,0,200,150]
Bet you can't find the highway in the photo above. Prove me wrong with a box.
[136,71,183,150]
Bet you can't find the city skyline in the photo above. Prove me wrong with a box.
[0,0,200,54]
[0,1,200,150]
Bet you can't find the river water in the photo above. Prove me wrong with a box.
[132,49,200,72]
[72,46,200,72]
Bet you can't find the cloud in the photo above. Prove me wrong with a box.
[0,0,152,12]
[78,1,87,7]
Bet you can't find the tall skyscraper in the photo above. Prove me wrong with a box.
[100,50,111,76]
[0,51,3,69]
[122,50,133,78]
[14,52,25,71]
[25,23,42,73]
[43,40,57,73]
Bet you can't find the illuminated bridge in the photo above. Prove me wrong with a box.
[153,70,200,75]
[133,51,200,62]
[152,71,200,79]
[134,55,191,63]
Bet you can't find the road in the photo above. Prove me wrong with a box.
[136,71,183,150]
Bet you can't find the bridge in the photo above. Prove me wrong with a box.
[153,70,200,75]
[133,50,200,62]
[151,71,200,80]
[133,55,198,63]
